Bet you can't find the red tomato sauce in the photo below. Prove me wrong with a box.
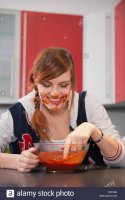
[39,150,86,172]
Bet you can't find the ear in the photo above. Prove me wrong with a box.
[33,75,36,80]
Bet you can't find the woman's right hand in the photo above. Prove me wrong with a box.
[17,147,39,172]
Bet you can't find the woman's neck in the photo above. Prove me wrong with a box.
[42,103,68,117]
[42,104,70,140]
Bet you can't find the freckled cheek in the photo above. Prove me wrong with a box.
[61,94,68,103]
[39,92,49,104]
[60,89,70,103]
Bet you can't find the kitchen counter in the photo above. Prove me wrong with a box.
[0,164,125,187]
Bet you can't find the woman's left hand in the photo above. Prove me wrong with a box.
[64,122,96,158]
[17,147,40,172]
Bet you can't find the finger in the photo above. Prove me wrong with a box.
[21,148,39,160]
[28,147,39,154]
[70,137,77,151]
[18,162,38,170]
[19,155,39,165]
[17,167,32,173]
[33,143,39,152]
[63,137,71,158]
[76,138,83,151]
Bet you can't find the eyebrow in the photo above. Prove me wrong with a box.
[59,81,71,84]
[45,80,71,84]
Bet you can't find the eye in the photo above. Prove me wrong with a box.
[42,82,51,87]
[60,83,69,88]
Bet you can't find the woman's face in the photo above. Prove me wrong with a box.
[37,70,72,111]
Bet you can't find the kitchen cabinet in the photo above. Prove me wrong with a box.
[0,9,20,104]
[115,0,125,103]
[84,1,125,105]
[20,11,83,96]
[83,11,115,105]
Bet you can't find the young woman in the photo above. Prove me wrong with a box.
[0,47,125,172]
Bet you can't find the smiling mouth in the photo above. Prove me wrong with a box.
[48,98,62,105]
[41,94,67,106]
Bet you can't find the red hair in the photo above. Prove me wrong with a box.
[28,47,75,140]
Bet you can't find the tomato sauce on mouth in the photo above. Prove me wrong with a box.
[41,93,68,106]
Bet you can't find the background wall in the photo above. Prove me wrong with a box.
[106,107,125,136]
[0,0,121,15]
[0,0,125,137]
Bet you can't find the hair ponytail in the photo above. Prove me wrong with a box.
[31,86,50,141]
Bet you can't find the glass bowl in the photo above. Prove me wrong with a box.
[35,142,88,172]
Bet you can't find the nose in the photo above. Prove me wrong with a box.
[50,86,60,97]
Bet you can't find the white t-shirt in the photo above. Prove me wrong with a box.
[0,91,125,167]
